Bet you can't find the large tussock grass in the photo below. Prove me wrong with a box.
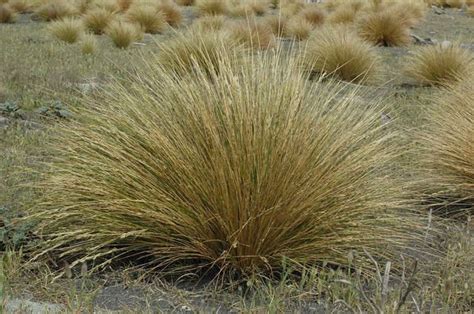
[419,80,474,216]
[29,47,427,279]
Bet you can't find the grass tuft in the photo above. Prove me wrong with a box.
[196,0,228,15]
[192,14,226,31]
[126,4,168,34]
[157,1,183,26]
[229,19,276,49]
[28,49,427,279]
[286,17,313,40]
[106,19,143,48]
[83,8,116,35]
[301,26,382,84]
[176,0,195,5]
[80,33,98,54]
[48,18,85,44]
[418,80,474,216]
[264,14,288,37]
[357,9,412,46]
[299,6,326,26]
[7,0,31,13]
[404,44,474,86]
[34,0,75,21]
[0,4,16,23]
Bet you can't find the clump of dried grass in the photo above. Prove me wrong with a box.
[0,4,16,23]
[28,48,427,279]
[126,3,168,33]
[107,19,143,48]
[301,26,382,84]
[357,9,412,46]
[229,19,276,49]
[196,0,228,15]
[192,14,226,31]
[80,33,98,54]
[404,44,474,86]
[418,79,474,216]
[48,18,85,44]
[286,17,313,40]
[34,0,75,21]
[83,7,116,35]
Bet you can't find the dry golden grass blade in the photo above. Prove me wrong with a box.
[229,19,276,50]
[285,17,313,40]
[300,25,382,84]
[80,33,98,54]
[196,0,228,15]
[404,43,474,86]
[26,46,428,279]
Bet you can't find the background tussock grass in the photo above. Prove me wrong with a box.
[27,49,428,279]
[404,44,474,86]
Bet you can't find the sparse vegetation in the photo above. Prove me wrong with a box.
[404,43,474,86]
[301,26,382,84]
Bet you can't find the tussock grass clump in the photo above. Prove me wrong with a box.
[357,10,412,46]
[156,1,182,26]
[264,14,288,37]
[107,20,143,48]
[29,49,426,278]
[301,26,381,84]
[49,18,84,44]
[229,19,276,49]
[404,44,474,86]
[117,0,134,11]
[158,30,241,76]
[126,4,167,33]
[80,33,98,54]
[196,0,228,15]
[83,8,116,34]
[34,0,75,21]
[299,6,326,26]
[8,0,31,13]
[419,81,474,216]
[445,0,465,8]
[328,6,357,24]
[286,17,313,40]
[0,4,16,23]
